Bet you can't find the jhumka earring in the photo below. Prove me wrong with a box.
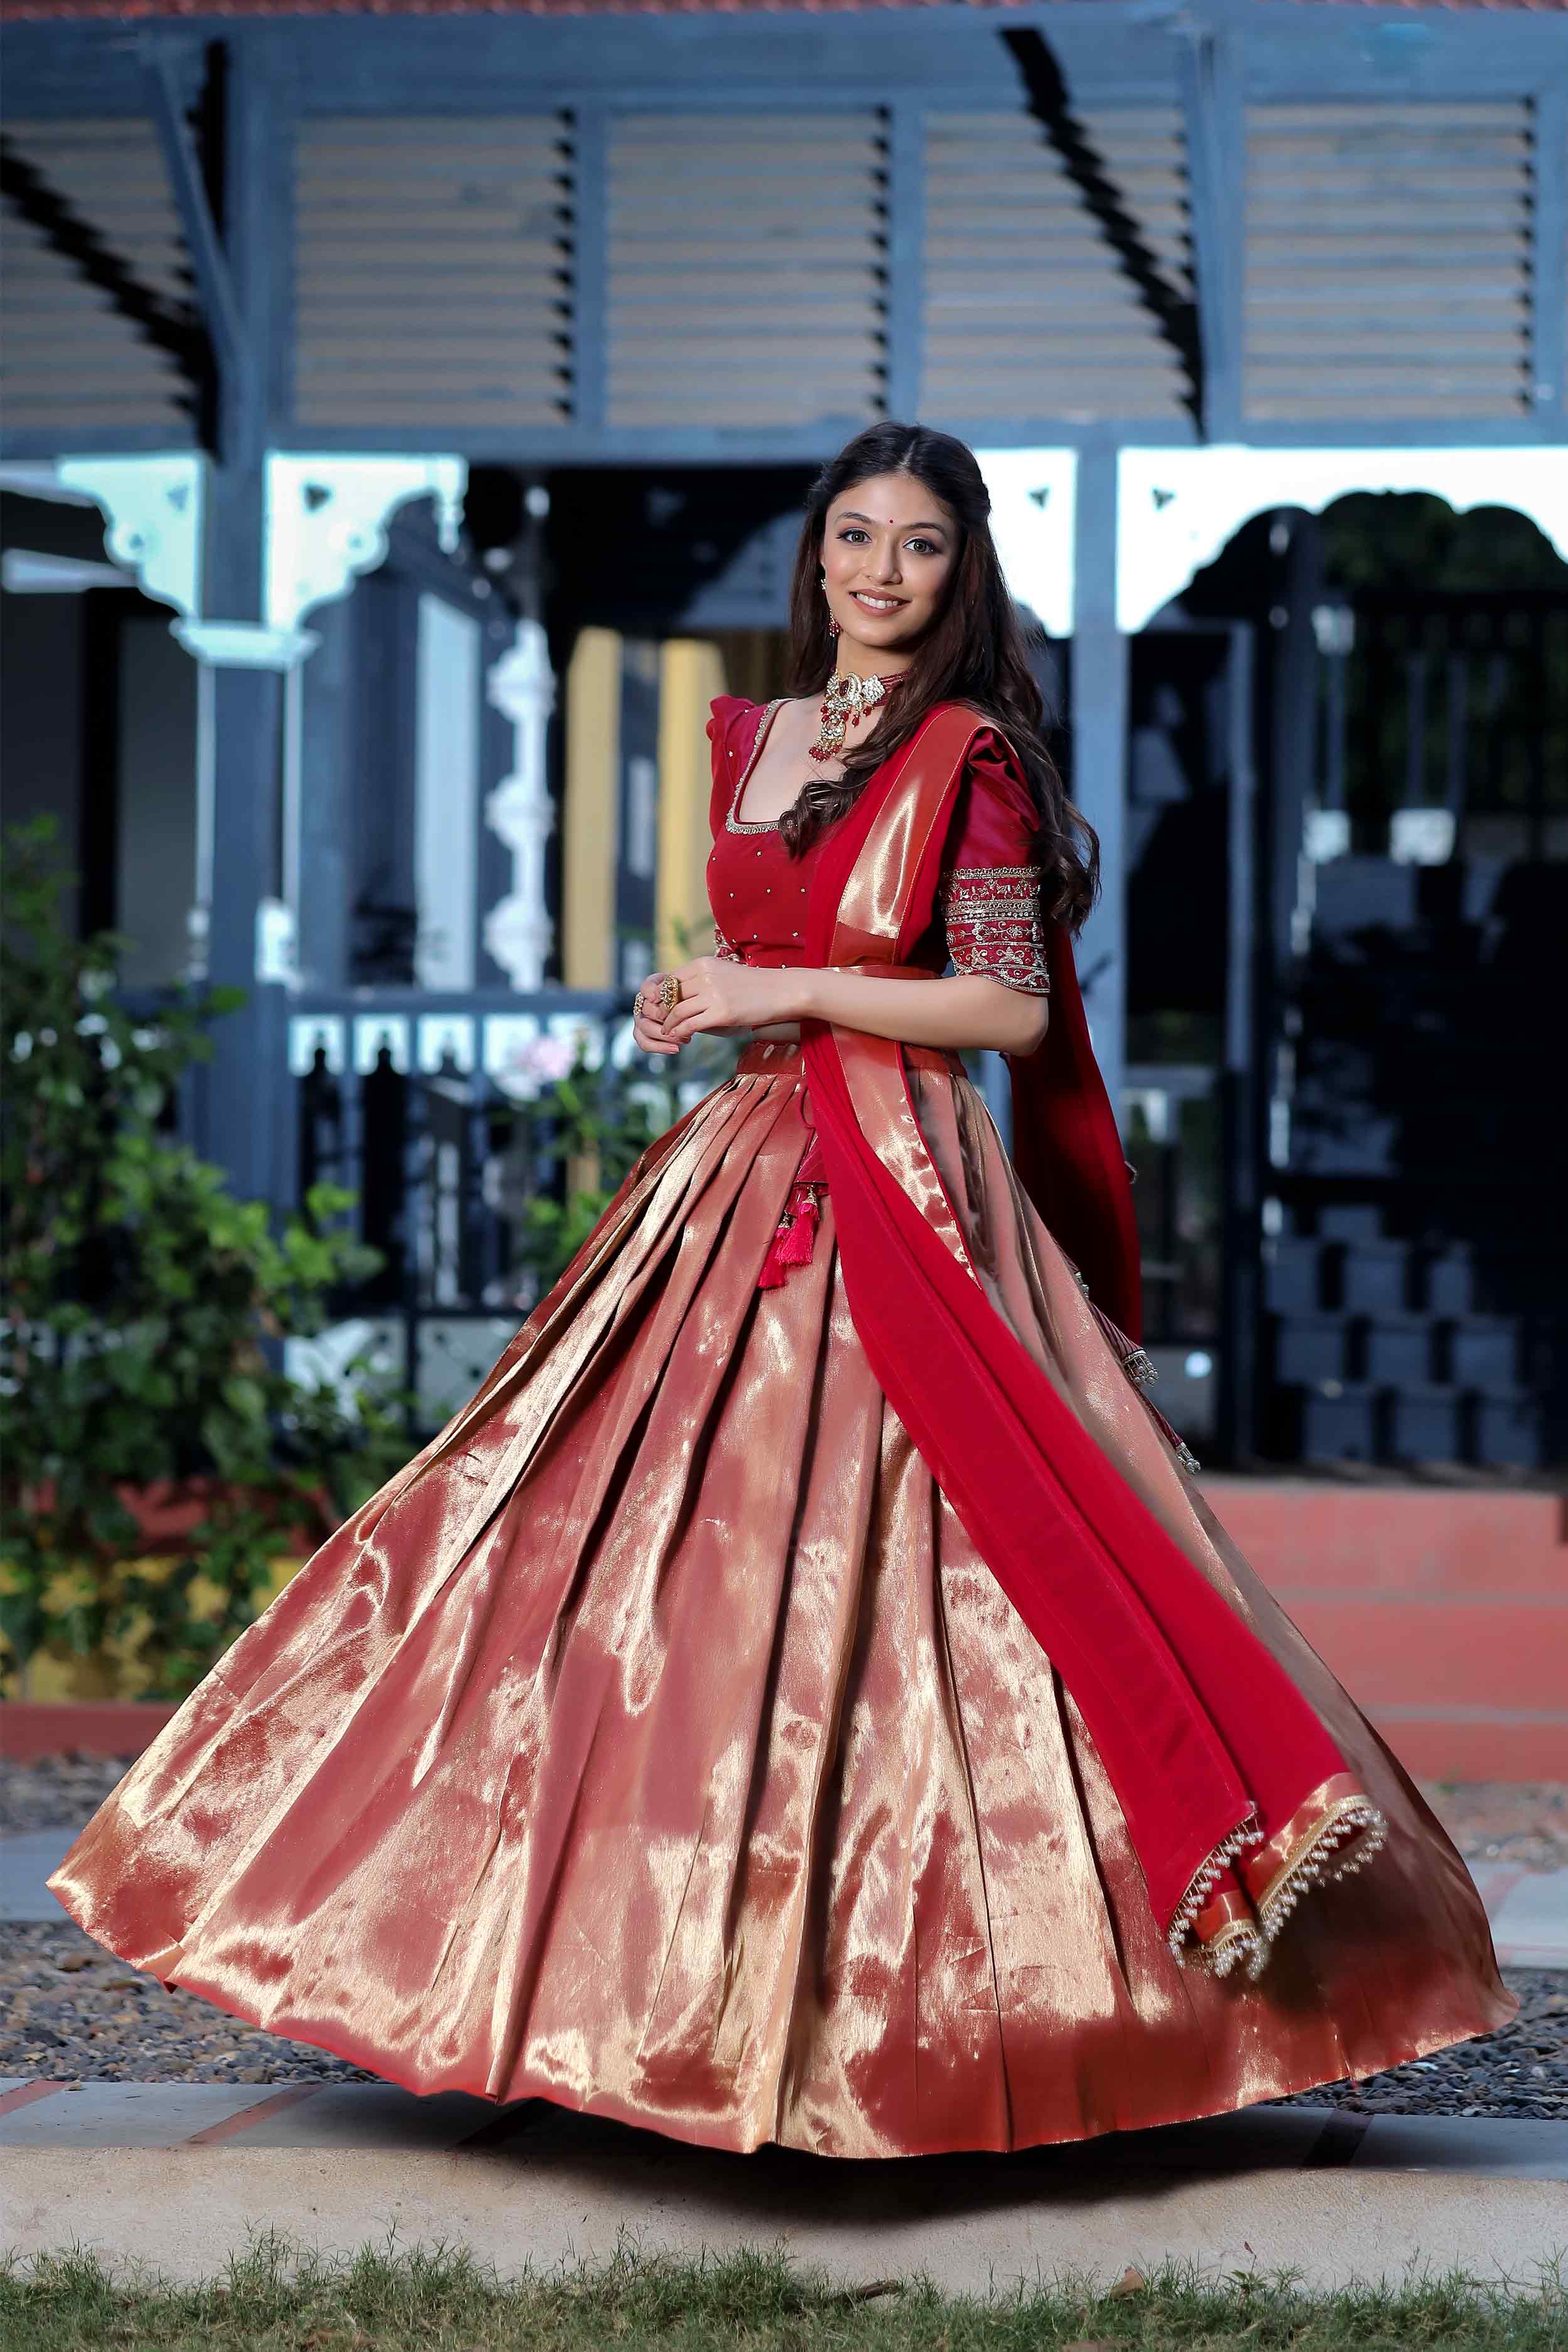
[820,571,840,638]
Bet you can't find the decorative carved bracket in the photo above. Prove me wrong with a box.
[1118,446,1568,634]
[266,455,469,636]
[51,454,206,618]
[975,449,1078,638]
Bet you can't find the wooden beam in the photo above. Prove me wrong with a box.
[6,8,1568,122]
[882,98,924,421]
[1177,28,1244,444]
[1068,446,1128,1125]
[142,44,245,391]
[1532,85,1568,434]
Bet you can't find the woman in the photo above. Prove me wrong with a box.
[49,424,1511,2161]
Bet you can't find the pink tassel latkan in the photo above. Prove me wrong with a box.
[757,1131,828,1290]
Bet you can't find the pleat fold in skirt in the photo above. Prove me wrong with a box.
[48,1038,1513,2158]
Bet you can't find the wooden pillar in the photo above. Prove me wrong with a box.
[296,597,354,992]
[1177,29,1244,443]
[656,638,727,968]
[1069,448,1128,1123]
[191,45,294,1216]
[1218,619,1263,1467]
[562,626,620,990]
[1266,512,1327,1009]
[196,527,292,1212]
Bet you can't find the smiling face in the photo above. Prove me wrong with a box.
[820,470,960,672]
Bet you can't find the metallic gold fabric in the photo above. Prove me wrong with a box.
[48,1049,1513,2159]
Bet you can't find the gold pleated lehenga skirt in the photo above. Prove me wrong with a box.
[48,1039,1513,2158]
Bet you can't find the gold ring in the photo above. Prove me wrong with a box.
[633,988,646,1020]
[656,974,681,1017]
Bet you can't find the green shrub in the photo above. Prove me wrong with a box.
[1,815,414,1699]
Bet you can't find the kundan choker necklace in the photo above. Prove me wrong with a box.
[807,669,904,763]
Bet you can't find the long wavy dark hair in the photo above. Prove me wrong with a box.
[778,421,1098,931]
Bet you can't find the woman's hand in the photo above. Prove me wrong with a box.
[658,957,800,1047]
[632,971,680,1057]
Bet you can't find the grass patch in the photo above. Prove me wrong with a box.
[0,2237,1563,2351]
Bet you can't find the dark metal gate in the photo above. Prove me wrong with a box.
[1263,585,1568,1469]
[1125,582,1568,1472]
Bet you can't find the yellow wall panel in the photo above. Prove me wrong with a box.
[656,638,728,969]
[563,627,620,989]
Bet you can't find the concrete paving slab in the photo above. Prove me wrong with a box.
[6,2085,1562,2176]
[1485,1870,1568,1968]
[0,1831,73,1922]
[0,2082,295,2150]
[3,2126,1565,2294]
[1085,2105,1335,2175]
[186,2084,509,2153]
[1353,2115,1568,2177]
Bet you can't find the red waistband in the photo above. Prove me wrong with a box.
[736,1036,964,1079]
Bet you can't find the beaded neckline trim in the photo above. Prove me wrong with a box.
[726,698,789,833]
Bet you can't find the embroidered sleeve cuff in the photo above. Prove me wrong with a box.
[713,923,745,964]
[940,864,1051,994]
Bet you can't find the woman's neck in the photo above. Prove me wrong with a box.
[832,640,916,684]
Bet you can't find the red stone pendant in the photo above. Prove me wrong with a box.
[805,670,900,763]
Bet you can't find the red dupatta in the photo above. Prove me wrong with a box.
[762,698,1385,1978]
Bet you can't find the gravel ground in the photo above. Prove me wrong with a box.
[0,1752,144,1836]
[4,1756,1564,2118]
[0,1909,1559,2118]
[1,1916,377,2087]
[1272,1972,1568,2122]
[1421,1778,1568,1872]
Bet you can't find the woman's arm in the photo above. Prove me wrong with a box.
[646,957,1049,1057]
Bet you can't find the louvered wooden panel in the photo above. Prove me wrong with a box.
[1244,104,1532,421]
[921,110,1190,422]
[1,119,194,436]
[607,115,886,428]
[294,118,571,429]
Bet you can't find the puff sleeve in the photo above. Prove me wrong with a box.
[706,694,756,841]
[937,728,1051,995]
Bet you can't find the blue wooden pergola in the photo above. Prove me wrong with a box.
[4,0,1566,1458]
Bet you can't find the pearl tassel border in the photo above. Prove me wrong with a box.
[1165,1813,1264,1969]
[1199,1917,1267,1980]
[1243,1796,1390,1981]
[1064,1276,1391,1983]
[1168,1796,1392,1982]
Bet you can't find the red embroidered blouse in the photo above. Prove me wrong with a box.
[705,696,1051,993]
